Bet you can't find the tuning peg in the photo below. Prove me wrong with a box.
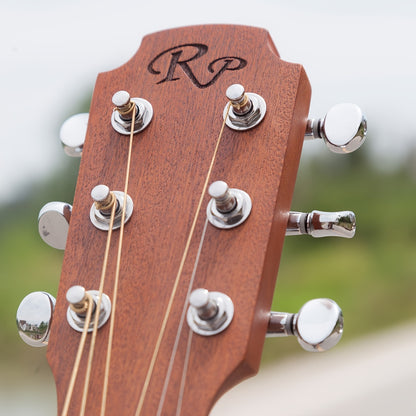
[286,210,356,238]
[305,103,367,153]
[60,113,89,157]
[267,298,343,352]
[38,201,72,249]
[16,291,56,347]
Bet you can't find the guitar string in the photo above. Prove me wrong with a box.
[79,199,117,416]
[176,328,193,416]
[134,102,232,416]
[100,103,137,416]
[156,218,209,416]
[60,104,135,415]
[61,292,94,416]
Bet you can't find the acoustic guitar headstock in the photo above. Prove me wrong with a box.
[16,25,366,415]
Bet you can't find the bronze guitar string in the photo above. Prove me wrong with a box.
[135,102,232,416]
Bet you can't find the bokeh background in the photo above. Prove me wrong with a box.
[1,1,415,414]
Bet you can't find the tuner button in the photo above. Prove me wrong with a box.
[59,113,89,157]
[305,103,367,153]
[294,298,343,352]
[286,210,356,238]
[17,291,56,347]
[38,201,72,250]
[267,298,343,352]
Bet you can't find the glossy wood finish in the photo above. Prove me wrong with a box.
[47,25,311,415]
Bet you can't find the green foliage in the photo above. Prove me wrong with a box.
[264,150,416,361]
[2,144,416,365]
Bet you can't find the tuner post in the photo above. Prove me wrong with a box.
[187,288,234,336]
[207,181,252,229]
[111,90,153,135]
[66,286,111,333]
[90,184,133,231]
[223,84,266,130]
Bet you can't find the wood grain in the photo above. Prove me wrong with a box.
[46,25,311,415]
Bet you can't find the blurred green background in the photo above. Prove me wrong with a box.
[2,1,416,414]
[2,130,415,361]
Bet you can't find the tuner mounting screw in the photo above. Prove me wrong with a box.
[187,288,234,336]
[224,84,266,131]
[207,181,252,229]
[111,90,153,135]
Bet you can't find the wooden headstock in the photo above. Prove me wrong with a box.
[46,25,311,415]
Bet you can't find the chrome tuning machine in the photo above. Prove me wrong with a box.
[305,103,367,153]
[16,291,56,347]
[286,210,356,238]
[60,113,89,157]
[267,298,343,352]
[38,201,72,249]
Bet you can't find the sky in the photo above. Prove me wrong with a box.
[2,0,416,204]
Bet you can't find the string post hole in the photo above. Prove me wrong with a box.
[66,286,111,333]
[187,288,234,336]
[224,83,266,130]
[111,90,153,135]
[90,184,133,231]
[207,180,252,229]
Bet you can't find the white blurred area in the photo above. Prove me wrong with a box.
[2,0,416,204]
[213,321,416,416]
[2,2,416,415]
[2,321,415,415]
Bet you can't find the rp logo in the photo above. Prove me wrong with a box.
[147,43,247,89]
